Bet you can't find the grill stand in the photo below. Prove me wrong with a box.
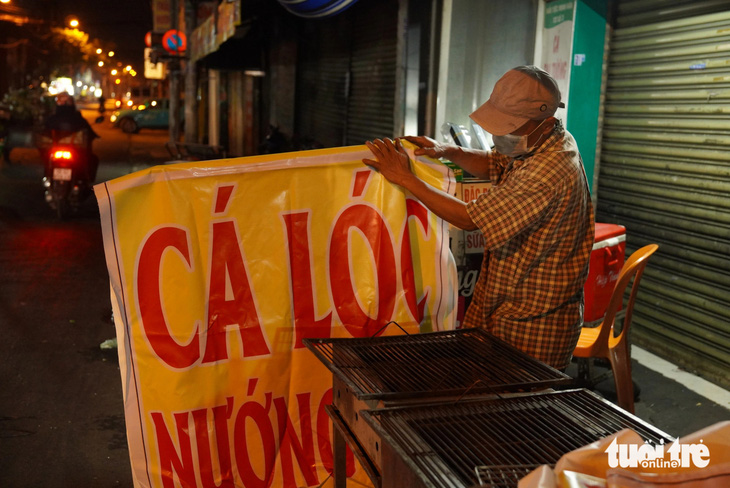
[329,375,508,488]
[328,403,431,488]
[302,330,583,487]
[330,375,385,487]
[330,374,452,487]
[327,404,381,487]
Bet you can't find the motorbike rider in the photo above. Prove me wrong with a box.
[42,92,100,181]
[96,94,106,123]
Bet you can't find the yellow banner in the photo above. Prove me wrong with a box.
[95,144,457,487]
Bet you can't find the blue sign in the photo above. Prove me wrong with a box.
[162,30,187,54]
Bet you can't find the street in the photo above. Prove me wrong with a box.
[0,107,170,487]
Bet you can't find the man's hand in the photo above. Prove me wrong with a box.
[400,136,455,159]
[364,138,476,230]
[363,138,416,188]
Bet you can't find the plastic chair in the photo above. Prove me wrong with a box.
[573,243,659,413]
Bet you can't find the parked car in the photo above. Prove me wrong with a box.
[1,89,54,162]
[110,99,178,134]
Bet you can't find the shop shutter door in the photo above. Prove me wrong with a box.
[597,0,730,386]
[296,20,350,147]
[295,0,398,148]
[345,0,398,145]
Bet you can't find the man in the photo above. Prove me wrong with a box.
[45,92,97,135]
[96,94,106,123]
[43,92,100,181]
[363,65,594,370]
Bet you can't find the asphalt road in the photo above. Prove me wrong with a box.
[0,109,171,488]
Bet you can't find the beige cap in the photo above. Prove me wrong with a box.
[470,65,564,136]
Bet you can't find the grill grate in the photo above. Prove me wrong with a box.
[303,328,572,400]
[474,466,543,488]
[362,389,674,488]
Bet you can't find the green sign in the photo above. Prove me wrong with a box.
[545,0,575,28]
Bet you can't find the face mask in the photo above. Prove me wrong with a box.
[493,119,548,158]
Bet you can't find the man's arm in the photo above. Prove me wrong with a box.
[363,138,477,230]
[400,135,494,180]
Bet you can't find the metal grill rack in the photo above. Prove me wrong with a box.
[361,389,674,488]
[303,328,573,401]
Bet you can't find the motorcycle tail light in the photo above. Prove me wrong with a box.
[51,149,77,168]
[52,150,73,160]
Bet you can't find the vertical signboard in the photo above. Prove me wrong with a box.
[541,0,575,118]
[152,0,173,33]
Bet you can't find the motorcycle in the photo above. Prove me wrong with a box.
[41,130,95,219]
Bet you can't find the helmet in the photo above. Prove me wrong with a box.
[55,92,74,107]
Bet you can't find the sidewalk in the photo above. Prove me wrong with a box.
[567,346,730,438]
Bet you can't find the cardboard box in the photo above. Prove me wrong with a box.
[449,180,491,326]
[584,223,626,322]
[460,180,492,255]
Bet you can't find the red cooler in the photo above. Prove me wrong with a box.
[584,223,626,322]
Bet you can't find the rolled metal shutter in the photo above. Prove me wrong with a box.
[295,0,397,148]
[296,20,350,147]
[597,0,730,386]
[345,0,398,145]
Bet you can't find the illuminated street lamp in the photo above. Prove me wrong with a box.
[96,48,102,55]
[108,51,115,57]
[98,61,104,67]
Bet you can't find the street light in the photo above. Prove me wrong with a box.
[65,15,80,29]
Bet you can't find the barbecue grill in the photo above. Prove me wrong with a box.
[361,389,673,488]
[303,327,575,486]
[304,328,573,401]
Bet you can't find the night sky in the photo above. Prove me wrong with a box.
[63,0,153,68]
[0,0,155,70]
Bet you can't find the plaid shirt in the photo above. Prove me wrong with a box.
[462,124,595,370]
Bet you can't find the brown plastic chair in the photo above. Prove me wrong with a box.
[574,243,659,413]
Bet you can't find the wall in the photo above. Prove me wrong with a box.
[436,0,609,194]
[437,0,538,142]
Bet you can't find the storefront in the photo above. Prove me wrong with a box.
[189,0,429,156]
[439,0,729,387]
[177,0,728,387]
[595,0,730,387]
